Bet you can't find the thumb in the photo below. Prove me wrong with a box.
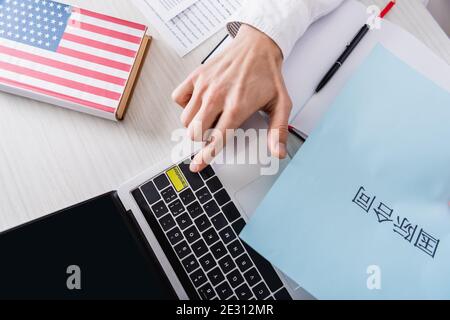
[267,93,292,159]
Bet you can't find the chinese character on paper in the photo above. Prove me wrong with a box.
[393,217,417,242]
[373,202,394,223]
[415,229,440,258]
[352,187,376,213]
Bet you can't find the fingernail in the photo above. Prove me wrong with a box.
[275,142,287,158]
[190,163,200,172]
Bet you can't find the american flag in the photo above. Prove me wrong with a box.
[0,0,147,116]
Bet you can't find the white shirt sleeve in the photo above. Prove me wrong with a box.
[227,0,345,58]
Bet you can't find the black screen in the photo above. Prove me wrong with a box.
[0,192,177,300]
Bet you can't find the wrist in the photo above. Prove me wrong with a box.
[235,24,283,63]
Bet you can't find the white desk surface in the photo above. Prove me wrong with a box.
[0,0,449,232]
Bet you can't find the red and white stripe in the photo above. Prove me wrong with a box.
[0,8,147,114]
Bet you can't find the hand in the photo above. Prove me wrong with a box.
[172,24,292,172]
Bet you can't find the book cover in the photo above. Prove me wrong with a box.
[0,0,149,120]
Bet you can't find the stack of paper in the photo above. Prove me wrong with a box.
[133,0,242,56]
[148,0,199,21]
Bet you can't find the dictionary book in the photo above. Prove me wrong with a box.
[0,0,151,120]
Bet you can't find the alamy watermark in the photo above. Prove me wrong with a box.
[367,265,382,290]
[367,5,383,30]
[171,126,282,176]
[66,265,81,290]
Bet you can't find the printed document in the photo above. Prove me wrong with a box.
[133,0,242,56]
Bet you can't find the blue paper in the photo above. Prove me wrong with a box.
[241,45,450,300]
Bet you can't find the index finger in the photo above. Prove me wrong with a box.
[190,112,236,173]
[172,77,194,108]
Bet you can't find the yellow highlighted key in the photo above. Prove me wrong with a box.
[166,166,188,192]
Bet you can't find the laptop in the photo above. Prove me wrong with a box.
[0,110,311,300]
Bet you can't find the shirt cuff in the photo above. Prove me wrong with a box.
[226,1,310,59]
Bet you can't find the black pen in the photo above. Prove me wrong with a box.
[201,34,230,64]
[315,24,370,93]
[315,1,396,93]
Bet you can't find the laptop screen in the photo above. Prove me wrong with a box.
[0,192,177,300]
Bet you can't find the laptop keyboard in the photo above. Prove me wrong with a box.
[131,160,292,300]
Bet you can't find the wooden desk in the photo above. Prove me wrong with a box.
[0,0,449,232]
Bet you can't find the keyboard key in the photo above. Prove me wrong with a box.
[203,200,220,217]
[198,283,216,300]
[176,213,193,231]
[137,185,199,300]
[199,253,217,272]
[235,283,253,300]
[154,174,170,190]
[210,241,227,260]
[235,254,253,273]
[211,213,228,231]
[206,177,223,193]
[168,199,184,216]
[203,228,219,246]
[184,225,200,244]
[227,240,245,258]
[190,269,208,288]
[232,219,246,234]
[227,269,244,289]
[151,200,169,218]
[218,255,236,274]
[174,241,191,260]
[207,267,225,286]
[216,281,233,300]
[187,201,204,219]
[244,268,262,287]
[182,254,200,273]
[159,214,176,232]
[161,187,177,203]
[214,189,231,206]
[219,227,237,245]
[252,282,270,300]
[191,239,209,258]
[199,166,215,181]
[222,203,241,223]
[196,187,212,204]
[274,288,293,300]
[132,189,152,218]
[180,189,195,205]
[194,214,212,233]
[244,244,283,293]
[141,181,161,205]
[166,227,183,245]
[179,162,204,191]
